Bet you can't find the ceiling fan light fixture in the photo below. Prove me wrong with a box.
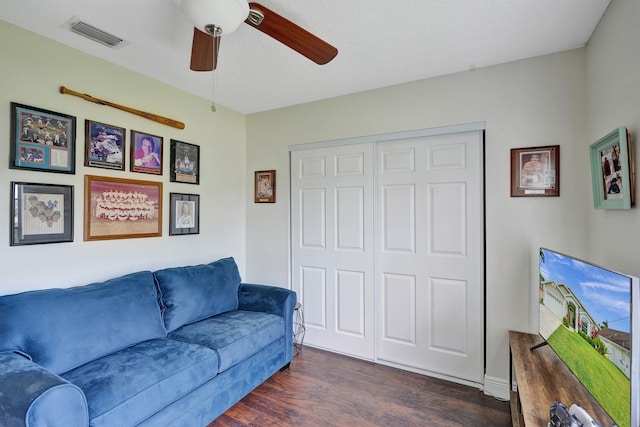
[178,0,249,35]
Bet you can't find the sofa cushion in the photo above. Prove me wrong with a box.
[0,271,166,374]
[154,257,241,332]
[62,338,219,427]
[168,310,284,372]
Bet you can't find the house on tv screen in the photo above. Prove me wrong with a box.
[540,280,630,378]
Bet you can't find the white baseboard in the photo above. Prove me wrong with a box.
[483,374,510,401]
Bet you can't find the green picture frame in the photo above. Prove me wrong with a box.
[589,127,635,209]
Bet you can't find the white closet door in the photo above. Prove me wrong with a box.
[376,130,484,385]
[290,143,375,359]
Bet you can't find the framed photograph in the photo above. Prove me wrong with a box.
[10,182,73,246]
[510,145,559,197]
[130,130,163,175]
[170,140,200,184]
[85,119,125,170]
[84,175,162,241]
[169,193,200,235]
[255,170,276,203]
[10,102,76,174]
[590,127,635,209]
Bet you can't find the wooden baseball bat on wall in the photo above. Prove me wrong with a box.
[59,86,185,130]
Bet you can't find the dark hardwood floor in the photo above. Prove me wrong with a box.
[208,347,511,427]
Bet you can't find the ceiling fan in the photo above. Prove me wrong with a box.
[177,0,338,71]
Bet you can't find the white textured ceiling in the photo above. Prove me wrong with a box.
[0,0,610,114]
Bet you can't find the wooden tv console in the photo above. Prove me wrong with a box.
[509,330,615,427]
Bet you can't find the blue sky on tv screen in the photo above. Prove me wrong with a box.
[540,249,631,333]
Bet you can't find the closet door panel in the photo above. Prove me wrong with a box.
[377,131,484,386]
[291,143,375,359]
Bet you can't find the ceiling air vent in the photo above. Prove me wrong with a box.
[65,18,127,48]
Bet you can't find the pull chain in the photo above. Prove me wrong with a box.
[211,69,216,112]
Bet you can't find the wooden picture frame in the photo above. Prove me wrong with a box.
[170,140,200,185]
[590,127,635,209]
[254,170,276,203]
[85,119,126,170]
[169,193,200,235]
[10,102,76,174]
[510,145,559,197]
[84,175,162,241]
[130,130,163,175]
[11,182,74,246]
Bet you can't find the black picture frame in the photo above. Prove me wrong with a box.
[84,119,126,170]
[10,102,76,174]
[170,139,200,184]
[169,193,200,236]
[11,182,74,246]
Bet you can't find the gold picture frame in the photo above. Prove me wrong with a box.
[84,175,162,241]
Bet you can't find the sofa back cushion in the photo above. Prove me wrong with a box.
[154,257,241,332]
[0,271,166,374]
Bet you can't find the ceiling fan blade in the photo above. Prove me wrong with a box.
[245,2,338,65]
[190,27,219,71]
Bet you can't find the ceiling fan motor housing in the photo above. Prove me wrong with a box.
[178,0,249,35]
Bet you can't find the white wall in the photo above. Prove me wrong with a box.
[0,21,247,295]
[585,0,640,272]
[245,46,590,394]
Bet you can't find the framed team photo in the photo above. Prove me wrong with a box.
[84,175,162,241]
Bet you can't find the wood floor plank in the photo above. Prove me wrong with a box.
[208,347,511,427]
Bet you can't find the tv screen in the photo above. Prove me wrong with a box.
[539,248,638,427]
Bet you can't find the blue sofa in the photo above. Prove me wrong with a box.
[0,257,296,427]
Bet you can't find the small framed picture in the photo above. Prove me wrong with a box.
[510,145,559,197]
[130,130,163,175]
[84,175,162,241]
[85,119,126,170]
[10,102,76,174]
[11,182,74,246]
[170,140,200,184]
[169,193,200,235]
[590,127,634,209]
[255,170,276,203]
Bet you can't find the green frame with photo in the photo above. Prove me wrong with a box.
[589,127,635,209]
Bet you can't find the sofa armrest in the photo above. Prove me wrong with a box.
[238,283,296,316]
[238,284,297,362]
[0,352,88,427]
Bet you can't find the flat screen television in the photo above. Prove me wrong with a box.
[539,248,639,427]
